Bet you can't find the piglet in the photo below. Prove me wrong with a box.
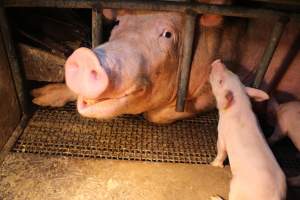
[209,59,286,200]
[267,98,300,187]
[267,99,300,150]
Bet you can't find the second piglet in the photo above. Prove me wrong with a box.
[267,99,300,187]
[209,59,286,200]
[267,99,300,150]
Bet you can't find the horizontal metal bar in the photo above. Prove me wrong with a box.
[92,7,103,48]
[252,17,288,88]
[0,7,30,115]
[0,115,29,164]
[3,0,300,21]
[176,11,196,112]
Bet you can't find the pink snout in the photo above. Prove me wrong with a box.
[211,59,225,74]
[65,47,109,99]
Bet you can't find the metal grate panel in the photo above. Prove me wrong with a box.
[12,104,218,164]
[12,104,300,170]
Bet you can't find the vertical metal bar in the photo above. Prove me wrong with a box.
[252,17,289,88]
[92,7,103,48]
[0,7,29,115]
[176,11,197,112]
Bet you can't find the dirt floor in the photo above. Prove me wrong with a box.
[0,153,231,200]
[1,153,300,200]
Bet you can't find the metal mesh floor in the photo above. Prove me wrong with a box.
[12,104,300,169]
[12,104,218,164]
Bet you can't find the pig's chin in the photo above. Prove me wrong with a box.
[76,91,144,119]
[76,96,127,119]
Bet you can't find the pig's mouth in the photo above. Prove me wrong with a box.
[79,97,110,107]
[76,88,146,119]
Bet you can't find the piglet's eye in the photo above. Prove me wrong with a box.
[219,79,223,85]
[162,31,172,38]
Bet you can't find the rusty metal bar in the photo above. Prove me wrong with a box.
[252,17,289,88]
[0,7,30,115]
[0,115,29,164]
[3,0,300,22]
[92,7,103,48]
[176,11,196,112]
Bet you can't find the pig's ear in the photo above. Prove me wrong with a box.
[103,9,118,21]
[103,9,129,21]
[219,90,234,110]
[245,87,269,102]
[224,90,234,109]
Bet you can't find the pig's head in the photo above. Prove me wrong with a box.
[209,59,269,111]
[65,12,184,119]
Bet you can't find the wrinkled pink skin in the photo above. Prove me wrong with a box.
[210,60,286,200]
[31,1,300,123]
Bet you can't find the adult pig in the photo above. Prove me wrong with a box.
[210,60,286,200]
[31,1,300,123]
[31,9,221,123]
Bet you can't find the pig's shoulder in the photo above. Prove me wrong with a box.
[277,101,300,125]
[278,101,300,114]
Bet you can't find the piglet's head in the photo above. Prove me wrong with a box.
[209,59,269,110]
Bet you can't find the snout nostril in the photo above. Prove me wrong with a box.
[90,70,99,80]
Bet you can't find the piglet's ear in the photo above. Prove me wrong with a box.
[245,87,269,102]
[218,90,234,110]
[224,90,234,109]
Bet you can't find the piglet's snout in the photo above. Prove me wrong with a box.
[65,47,109,99]
[211,59,225,72]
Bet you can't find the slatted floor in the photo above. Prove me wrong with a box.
[12,104,218,164]
[12,104,300,171]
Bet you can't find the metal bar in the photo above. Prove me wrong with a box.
[0,115,29,164]
[252,17,288,88]
[176,11,196,112]
[3,0,300,22]
[0,8,30,115]
[92,7,103,48]
[266,32,300,94]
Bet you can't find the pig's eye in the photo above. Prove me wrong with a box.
[162,31,172,38]
[219,79,223,85]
